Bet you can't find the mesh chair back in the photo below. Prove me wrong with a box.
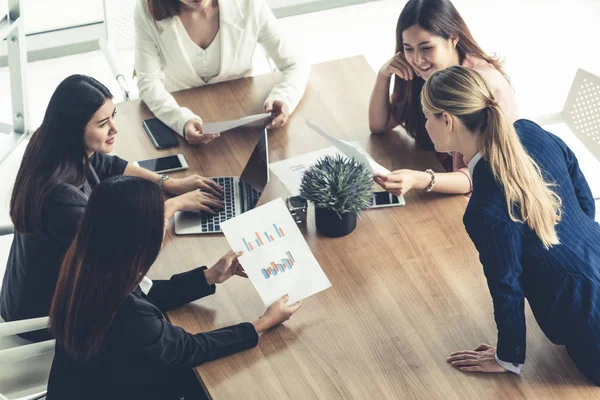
[562,69,600,163]
[103,0,137,50]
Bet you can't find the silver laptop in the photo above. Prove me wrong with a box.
[174,129,269,235]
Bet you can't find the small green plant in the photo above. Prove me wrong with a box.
[299,154,373,216]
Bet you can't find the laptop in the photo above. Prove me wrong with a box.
[174,129,269,234]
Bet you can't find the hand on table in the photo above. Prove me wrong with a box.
[374,169,428,196]
[204,251,247,285]
[252,294,302,334]
[163,174,223,197]
[265,100,290,129]
[447,344,508,373]
[184,118,220,145]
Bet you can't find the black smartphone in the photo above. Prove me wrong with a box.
[133,154,189,173]
[368,191,405,209]
[142,118,180,149]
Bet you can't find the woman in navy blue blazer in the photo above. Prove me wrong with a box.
[420,66,600,384]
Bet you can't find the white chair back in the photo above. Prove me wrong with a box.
[0,317,53,400]
[103,0,137,51]
[562,68,600,163]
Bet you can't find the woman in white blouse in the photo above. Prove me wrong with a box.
[134,0,310,144]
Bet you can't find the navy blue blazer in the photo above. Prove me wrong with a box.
[464,119,600,364]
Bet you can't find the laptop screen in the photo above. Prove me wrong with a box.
[239,129,269,202]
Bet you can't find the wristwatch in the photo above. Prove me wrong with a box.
[285,196,308,225]
[157,174,170,189]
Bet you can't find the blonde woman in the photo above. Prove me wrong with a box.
[134,0,309,145]
[421,66,600,384]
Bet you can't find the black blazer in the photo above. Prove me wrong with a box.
[464,119,600,364]
[46,266,259,400]
[0,153,127,341]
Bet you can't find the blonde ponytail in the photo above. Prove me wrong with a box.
[422,66,562,248]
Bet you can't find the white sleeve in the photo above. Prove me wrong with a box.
[134,0,198,136]
[495,352,524,374]
[255,0,309,114]
[139,275,154,295]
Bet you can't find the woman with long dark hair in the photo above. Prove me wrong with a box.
[370,0,517,197]
[0,75,224,341]
[422,66,600,384]
[46,176,300,399]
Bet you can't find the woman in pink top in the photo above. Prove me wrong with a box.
[369,0,517,196]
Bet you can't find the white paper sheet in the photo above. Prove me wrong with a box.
[202,112,272,134]
[221,198,331,306]
[305,120,391,175]
[269,146,343,196]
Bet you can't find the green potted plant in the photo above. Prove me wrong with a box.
[300,154,373,237]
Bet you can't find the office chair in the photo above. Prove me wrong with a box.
[0,226,52,400]
[99,0,137,102]
[535,68,600,203]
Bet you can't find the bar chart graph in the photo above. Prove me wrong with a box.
[261,251,296,279]
[242,223,286,251]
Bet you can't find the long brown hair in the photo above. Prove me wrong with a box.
[10,75,113,234]
[421,66,561,248]
[49,176,165,359]
[147,0,181,20]
[392,0,506,150]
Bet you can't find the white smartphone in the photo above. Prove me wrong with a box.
[368,191,405,209]
[133,154,189,174]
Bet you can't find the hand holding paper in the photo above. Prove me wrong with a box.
[201,113,272,134]
[304,120,391,175]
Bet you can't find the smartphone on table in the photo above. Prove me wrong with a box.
[132,154,189,174]
[143,118,180,149]
[368,191,405,209]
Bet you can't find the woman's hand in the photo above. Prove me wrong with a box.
[184,118,220,145]
[163,174,223,197]
[167,190,224,217]
[379,52,415,81]
[374,169,429,196]
[447,344,508,373]
[252,294,302,334]
[204,251,247,285]
[265,100,290,129]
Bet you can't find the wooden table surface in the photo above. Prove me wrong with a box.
[113,56,599,399]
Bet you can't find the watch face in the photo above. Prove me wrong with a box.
[288,196,307,209]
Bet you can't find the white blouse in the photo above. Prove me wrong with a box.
[175,17,221,83]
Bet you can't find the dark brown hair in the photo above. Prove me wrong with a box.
[392,0,506,150]
[49,176,165,359]
[10,75,112,234]
[147,0,181,21]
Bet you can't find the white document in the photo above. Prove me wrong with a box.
[202,112,271,134]
[221,198,331,306]
[269,146,343,196]
[305,120,391,175]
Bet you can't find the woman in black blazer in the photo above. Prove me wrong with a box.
[46,176,301,400]
[421,66,600,384]
[0,75,225,341]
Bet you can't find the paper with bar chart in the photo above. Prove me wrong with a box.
[221,198,331,306]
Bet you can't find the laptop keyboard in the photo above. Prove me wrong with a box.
[200,177,236,233]
[243,182,261,210]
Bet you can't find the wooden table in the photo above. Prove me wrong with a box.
[113,56,599,399]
